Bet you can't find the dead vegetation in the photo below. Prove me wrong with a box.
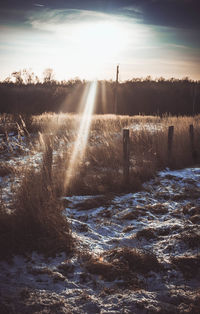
[0,162,14,177]
[136,228,156,240]
[146,203,168,215]
[85,247,161,282]
[1,113,200,195]
[1,113,200,312]
[0,164,74,259]
[183,205,200,216]
[0,288,73,314]
[120,206,146,220]
[75,195,111,211]
[182,205,200,224]
[180,230,200,249]
[123,225,135,233]
[190,214,200,224]
[1,113,200,258]
[57,260,75,276]
[0,113,34,135]
[171,255,200,279]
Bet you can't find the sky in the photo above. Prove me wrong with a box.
[0,0,200,81]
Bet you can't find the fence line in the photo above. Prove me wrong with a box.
[123,124,198,184]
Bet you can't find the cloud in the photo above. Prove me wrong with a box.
[121,0,200,30]
[27,8,134,33]
[33,3,45,7]
[1,1,200,31]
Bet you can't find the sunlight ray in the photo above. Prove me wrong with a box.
[101,81,107,114]
[64,81,97,189]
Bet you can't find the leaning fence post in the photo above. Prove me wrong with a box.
[123,129,130,184]
[189,124,197,162]
[168,126,174,166]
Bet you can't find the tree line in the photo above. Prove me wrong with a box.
[0,69,199,116]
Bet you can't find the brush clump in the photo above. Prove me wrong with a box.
[85,247,161,282]
[0,165,74,259]
[171,255,200,279]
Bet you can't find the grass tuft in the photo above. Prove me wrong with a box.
[171,255,200,279]
[136,228,156,240]
[0,165,74,259]
[85,247,161,282]
[0,162,14,177]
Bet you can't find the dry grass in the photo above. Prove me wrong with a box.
[1,116,199,194]
[0,163,74,259]
[171,255,200,279]
[122,225,135,233]
[180,231,200,248]
[0,113,34,134]
[85,247,161,282]
[0,162,14,177]
[146,203,168,214]
[136,228,156,240]
[1,113,200,257]
[30,113,200,195]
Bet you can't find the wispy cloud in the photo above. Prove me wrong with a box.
[33,3,45,7]
[28,8,119,30]
[119,5,143,19]
[27,8,140,37]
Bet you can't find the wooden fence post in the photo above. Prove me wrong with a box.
[114,65,119,114]
[168,126,174,166]
[189,124,198,162]
[123,129,130,184]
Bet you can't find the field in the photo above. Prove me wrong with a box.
[0,113,200,313]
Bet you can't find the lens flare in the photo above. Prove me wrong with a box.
[64,81,97,189]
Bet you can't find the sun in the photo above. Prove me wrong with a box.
[66,20,129,76]
[52,19,131,80]
[76,21,127,60]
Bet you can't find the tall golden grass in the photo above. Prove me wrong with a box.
[0,164,73,258]
[0,113,200,257]
[2,113,200,194]
[30,113,200,194]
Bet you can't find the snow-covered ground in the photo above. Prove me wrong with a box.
[131,122,164,133]
[0,167,200,313]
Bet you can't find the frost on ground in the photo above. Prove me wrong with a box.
[0,167,200,313]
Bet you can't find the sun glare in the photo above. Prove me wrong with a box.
[53,20,130,79]
[75,21,128,64]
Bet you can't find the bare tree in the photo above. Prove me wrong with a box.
[12,71,23,84]
[22,69,35,84]
[43,68,55,84]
